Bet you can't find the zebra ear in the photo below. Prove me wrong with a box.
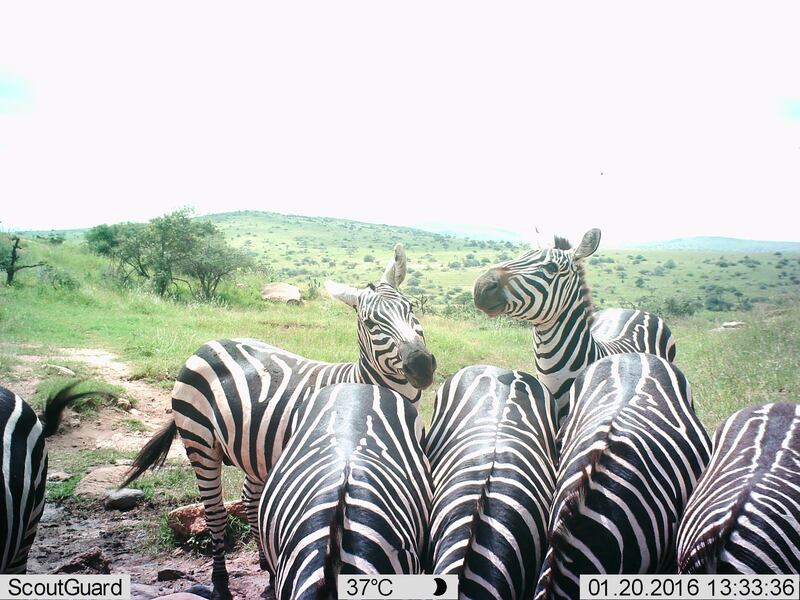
[533,226,546,249]
[573,228,601,260]
[324,280,360,309]
[381,243,407,288]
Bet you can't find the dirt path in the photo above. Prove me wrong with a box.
[7,345,186,460]
[3,346,272,599]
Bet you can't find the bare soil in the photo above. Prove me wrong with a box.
[4,346,272,599]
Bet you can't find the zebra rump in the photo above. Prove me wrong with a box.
[677,402,800,574]
[534,354,711,600]
[424,366,558,600]
[1,382,110,573]
[259,383,432,600]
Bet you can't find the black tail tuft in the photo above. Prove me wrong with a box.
[40,380,117,438]
[317,462,350,600]
[119,420,178,489]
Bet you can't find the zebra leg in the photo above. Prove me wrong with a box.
[186,444,231,600]
[241,475,268,570]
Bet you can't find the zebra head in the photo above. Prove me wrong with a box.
[325,244,437,391]
[473,228,601,323]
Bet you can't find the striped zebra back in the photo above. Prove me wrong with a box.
[0,386,47,574]
[259,384,432,600]
[534,354,711,600]
[677,402,800,574]
[425,366,558,600]
[592,308,676,361]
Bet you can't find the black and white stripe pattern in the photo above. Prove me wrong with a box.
[1,383,102,574]
[534,354,711,600]
[677,402,800,574]
[259,383,432,600]
[425,366,558,600]
[474,229,676,423]
[123,245,436,598]
[0,387,46,574]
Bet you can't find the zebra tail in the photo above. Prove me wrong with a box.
[540,445,605,594]
[460,467,493,586]
[317,462,350,600]
[456,446,499,587]
[39,380,117,438]
[679,493,748,574]
[119,419,178,489]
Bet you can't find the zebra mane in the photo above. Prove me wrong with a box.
[318,462,350,600]
[553,233,595,327]
[553,235,572,250]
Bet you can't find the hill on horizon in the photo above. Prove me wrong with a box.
[12,209,799,253]
[625,235,800,253]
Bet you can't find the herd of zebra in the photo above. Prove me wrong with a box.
[1,230,798,599]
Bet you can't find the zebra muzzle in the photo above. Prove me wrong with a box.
[401,344,437,390]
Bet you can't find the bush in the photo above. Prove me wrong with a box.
[37,265,81,291]
[705,293,734,312]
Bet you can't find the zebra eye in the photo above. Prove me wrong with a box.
[363,318,376,328]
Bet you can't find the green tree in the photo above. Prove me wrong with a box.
[180,236,252,299]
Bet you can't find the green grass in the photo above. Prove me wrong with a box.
[120,417,148,433]
[129,463,245,506]
[31,378,124,415]
[0,352,22,382]
[672,302,800,430]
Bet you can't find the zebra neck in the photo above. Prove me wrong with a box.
[532,297,602,408]
[354,358,422,404]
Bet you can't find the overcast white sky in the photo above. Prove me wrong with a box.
[1,1,799,246]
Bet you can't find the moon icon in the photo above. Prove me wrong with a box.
[433,577,448,597]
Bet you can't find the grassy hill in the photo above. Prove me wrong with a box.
[629,236,800,253]
[198,211,800,315]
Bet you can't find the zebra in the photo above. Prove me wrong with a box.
[259,383,432,600]
[473,228,676,423]
[424,365,558,600]
[533,353,711,600]
[121,244,436,599]
[677,402,800,574]
[1,382,109,573]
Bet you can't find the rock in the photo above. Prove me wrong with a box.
[116,398,133,411]
[131,583,162,600]
[721,321,745,329]
[184,585,213,599]
[154,594,208,600]
[43,364,76,376]
[73,466,131,500]
[104,488,145,511]
[114,458,134,466]
[47,470,72,482]
[261,282,302,304]
[40,505,65,524]
[54,549,111,574]
[167,500,249,538]
[130,408,143,417]
[156,568,187,582]
[68,416,81,429]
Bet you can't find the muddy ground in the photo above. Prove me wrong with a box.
[5,346,272,600]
